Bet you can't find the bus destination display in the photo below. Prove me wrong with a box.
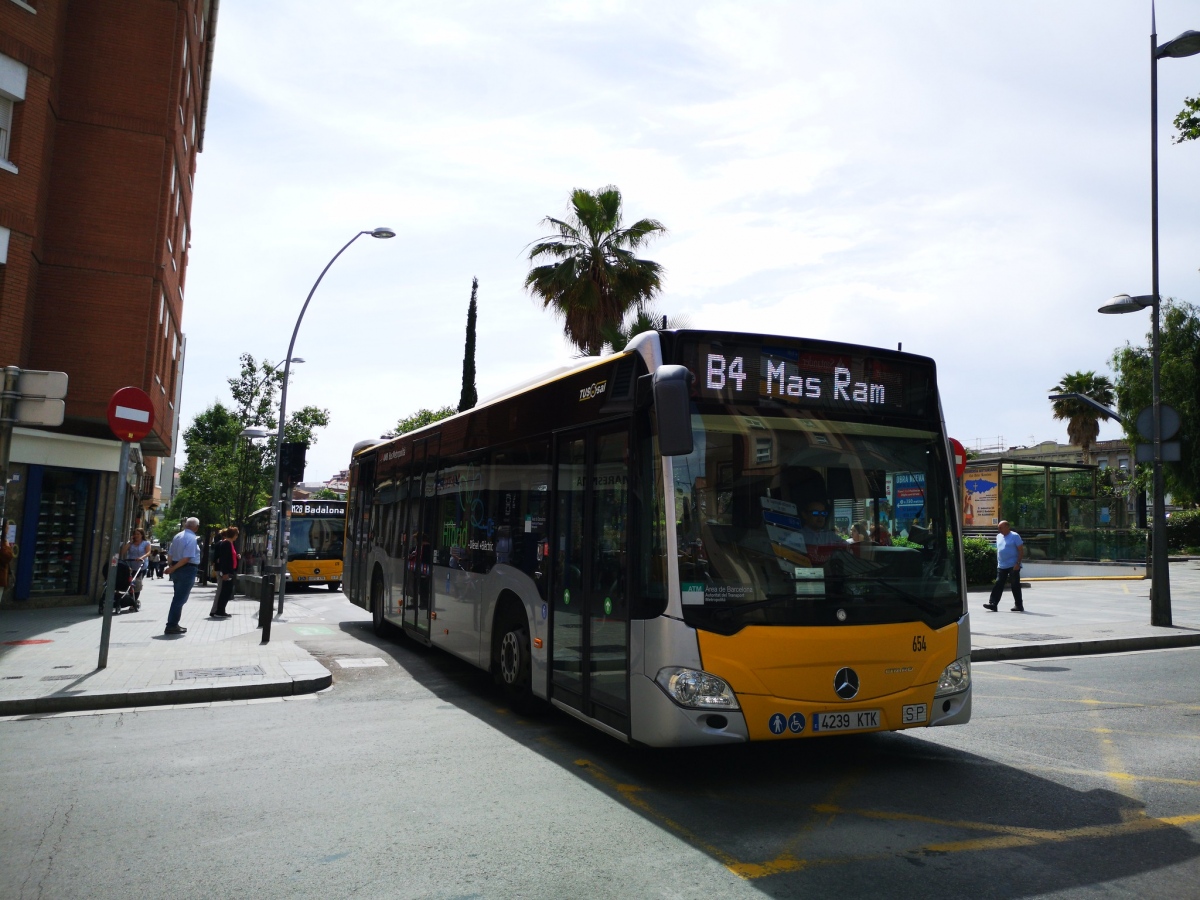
[687,340,929,416]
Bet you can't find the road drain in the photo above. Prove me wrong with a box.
[174,665,265,679]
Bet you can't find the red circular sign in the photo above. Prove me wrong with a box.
[107,386,155,442]
[948,437,967,480]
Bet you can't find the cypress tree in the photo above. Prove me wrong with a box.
[458,277,479,411]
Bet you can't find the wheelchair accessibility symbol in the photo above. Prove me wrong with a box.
[788,712,805,733]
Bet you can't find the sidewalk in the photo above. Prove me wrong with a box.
[1,562,1198,718]
[0,575,332,717]
[969,558,1200,661]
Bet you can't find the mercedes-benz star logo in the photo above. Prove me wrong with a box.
[834,667,860,700]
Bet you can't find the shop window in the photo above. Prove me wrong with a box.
[31,468,93,595]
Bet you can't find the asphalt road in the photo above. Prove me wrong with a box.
[2,596,1198,899]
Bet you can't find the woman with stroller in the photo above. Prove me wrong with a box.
[120,528,152,608]
[210,526,239,619]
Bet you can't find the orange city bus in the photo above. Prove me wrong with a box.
[243,500,346,591]
[343,329,971,746]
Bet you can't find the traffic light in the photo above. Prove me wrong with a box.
[279,442,307,484]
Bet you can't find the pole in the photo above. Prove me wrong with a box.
[98,442,132,669]
[1148,17,1172,626]
[0,367,19,540]
[270,230,370,617]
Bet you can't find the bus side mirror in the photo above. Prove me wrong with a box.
[652,365,694,457]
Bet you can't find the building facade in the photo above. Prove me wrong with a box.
[0,0,217,606]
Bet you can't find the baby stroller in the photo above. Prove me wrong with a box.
[97,559,145,615]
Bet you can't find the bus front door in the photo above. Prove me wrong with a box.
[402,436,439,636]
[551,424,630,734]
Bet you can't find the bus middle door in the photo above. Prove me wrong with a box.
[402,435,439,637]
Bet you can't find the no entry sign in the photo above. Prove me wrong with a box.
[948,437,967,480]
[106,386,155,442]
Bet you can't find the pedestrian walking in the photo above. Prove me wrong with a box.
[209,526,239,619]
[164,517,201,635]
[983,519,1025,612]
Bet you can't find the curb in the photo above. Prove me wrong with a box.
[0,666,332,717]
[972,632,1200,663]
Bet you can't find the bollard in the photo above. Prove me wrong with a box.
[258,572,274,643]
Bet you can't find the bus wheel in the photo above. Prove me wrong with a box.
[328,581,341,592]
[496,618,535,712]
[371,573,387,636]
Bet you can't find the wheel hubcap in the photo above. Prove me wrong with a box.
[500,631,519,684]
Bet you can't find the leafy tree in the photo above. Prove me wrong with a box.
[601,306,690,354]
[459,277,479,412]
[1110,299,1200,505]
[525,185,666,356]
[1173,95,1200,144]
[1049,371,1116,463]
[169,354,332,529]
[308,487,340,500]
[385,406,456,439]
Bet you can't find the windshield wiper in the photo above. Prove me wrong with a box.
[842,575,944,616]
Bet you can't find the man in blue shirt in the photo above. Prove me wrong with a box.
[164,517,201,635]
[983,520,1025,612]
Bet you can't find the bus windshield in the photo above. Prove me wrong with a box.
[288,516,344,561]
[673,412,962,634]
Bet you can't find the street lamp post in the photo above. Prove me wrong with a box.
[1098,16,1200,628]
[269,227,395,615]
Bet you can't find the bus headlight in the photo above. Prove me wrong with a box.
[655,667,740,710]
[935,656,971,697]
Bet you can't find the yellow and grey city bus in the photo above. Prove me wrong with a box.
[344,329,970,745]
[243,500,346,590]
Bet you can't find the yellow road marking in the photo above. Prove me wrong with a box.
[573,759,746,872]
[572,758,1200,881]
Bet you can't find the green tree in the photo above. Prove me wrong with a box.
[1110,299,1200,505]
[1173,95,1200,144]
[169,354,331,529]
[525,185,667,356]
[600,306,690,354]
[1049,371,1116,463]
[459,277,479,412]
[308,487,340,500]
[385,406,456,439]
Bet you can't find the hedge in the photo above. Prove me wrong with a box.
[963,537,996,586]
[1167,509,1200,551]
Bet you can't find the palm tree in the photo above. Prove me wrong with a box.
[1049,371,1116,463]
[600,306,691,353]
[525,186,667,356]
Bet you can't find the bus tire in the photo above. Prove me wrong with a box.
[371,571,387,637]
[328,581,341,592]
[495,613,536,713]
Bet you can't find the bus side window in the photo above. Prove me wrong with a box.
[486,439,550,596]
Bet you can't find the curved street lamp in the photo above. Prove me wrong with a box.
[268,227,395,616]
[1096,15,1199,628]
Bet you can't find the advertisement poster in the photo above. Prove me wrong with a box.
[893,472,926,535]
[963,467,1000,527]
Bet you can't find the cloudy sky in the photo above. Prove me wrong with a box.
[180,1,1200,482]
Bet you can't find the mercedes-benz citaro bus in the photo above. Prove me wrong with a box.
[344,329,970,746]
[243,500,346,590]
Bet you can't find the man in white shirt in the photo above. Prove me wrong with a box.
[164,517,201,635]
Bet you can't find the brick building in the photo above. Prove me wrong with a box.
[0,0,218,606]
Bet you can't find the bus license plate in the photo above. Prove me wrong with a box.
[299,575,324,582]
[902,703,927,724]
[812,710,880,732]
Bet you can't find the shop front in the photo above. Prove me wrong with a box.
[2,428,144,609]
